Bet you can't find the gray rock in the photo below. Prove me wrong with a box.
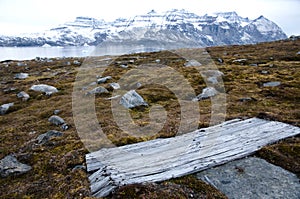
[48,115,65,126]
[232,58,247,64]
[193,87,218,101]
[53,109,61,115]
[155,59,161,63]
[109,83,120,90]
[217,58,224,63]
[120,90,148,109]
[61,123,69,131]
[249,63,258,67]
[0,155,32,177]
[263,81,281,87]
[14,73,29,79]
[86,86,109,95]
[120,64,128,68]
[17,62,27,67]
[30,84,58,95]
[97,76,112,84]
[207,76,219,84]
[37,130,63,144]
[184,59,201,67]
[17,91,30,101]
[297,51,300,55]
[0,102,14,115]
[239,97,256,102]
[196,157,300,199]
[73,60,81,65]
[261,70,269,74]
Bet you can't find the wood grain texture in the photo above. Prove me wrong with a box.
[86,118,300,197]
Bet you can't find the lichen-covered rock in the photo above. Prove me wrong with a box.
[0,102,14,115]
[30,84,58,95]
[97,76,112,84]
[14,73,29,79]
[120,90,148,108]
[37,130,63,144]
[0,155,32,177]
[17,91,30,101]
[86,86,109,95]
[48,115,65,126]
[193,87,218,101]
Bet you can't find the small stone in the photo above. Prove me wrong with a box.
[61,123,69,131]
[17,91,30,101]
[232,59,247,65]
[239,97,256,102]
[0,102,14,115]
[53,110,61,115]
[263,81,281,87]
[120,64,128,68]
[73,60,81,65]
[184,59,201,67]
[193,87,218,101]
[109,83,120,90]
[48,115,65,126]
[120,90,148,109]
[37,130,63,144]
[97,76,112,84]
[86,86,109,95]
[249,63,258,67]
[155,59,161,63]
[297,51,300,55]
[217,58,223,63]
[17,62,26,67]
[261,70,269,74]
[129,59,135,64]
[0,155,32,177]
[14,73,29,79]
[30,84,58,95]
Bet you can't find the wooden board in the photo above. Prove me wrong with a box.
[86,118,300,197]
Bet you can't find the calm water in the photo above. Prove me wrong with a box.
[0,45,163,61]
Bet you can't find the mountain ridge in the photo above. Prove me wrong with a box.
[0,9,287,47]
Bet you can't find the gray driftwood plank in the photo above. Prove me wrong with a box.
[86,117,300,197]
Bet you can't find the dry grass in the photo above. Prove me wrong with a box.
[0,38,299,198]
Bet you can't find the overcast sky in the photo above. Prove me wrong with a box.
[0,0,299,36]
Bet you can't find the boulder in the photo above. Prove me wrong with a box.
[48,115,65,126]
[97,76,112,84]
[30,84,58,95]
[37,130,63,144]
[86,86,109,95]
[193,87,218,101]
[120,90,148,109]
[17,91,30,101]
[14,73,29,79]
[109,83,120,90]
[0,102,14,115]
[0,155,32,177]
[184,59,201,67]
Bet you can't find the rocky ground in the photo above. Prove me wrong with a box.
[0,38,299,198]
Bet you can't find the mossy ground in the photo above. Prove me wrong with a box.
[0,38,299,198]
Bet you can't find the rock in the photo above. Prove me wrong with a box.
[73,60,81,65]
[129,59,135,64]
[89,82,97,86]
[17,62,26,67]
[263,81,281,87]
[196,157,300,199]
[37,130,63,144]
[97,76,112,84]
[14,73,29,79]
[249,63,258,67]
[120,90,148,109]
[17,91,30,101]
[86,86,109,95]
[155,59,161,63]
[3,87,16,93]
[202,70,224,84]
[48,115,65,126]
[120,64,128,68]
[239,97,256,102]
[207,77,218,84]
[0,102,14,115]
[193,87,218,101]
[0,155,32,177]
[217,58,223,63]
[261,70,269,74]
[232,59,247,65]
[297,51,300,55]
[61,123,69,131]
[30,84,58,95]
[109,83,120,90]
[53,109,61,115]
[184,59,201,67]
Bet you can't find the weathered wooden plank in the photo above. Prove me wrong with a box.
[86,118,300,197]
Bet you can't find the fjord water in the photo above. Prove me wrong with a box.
[0,45,162,61]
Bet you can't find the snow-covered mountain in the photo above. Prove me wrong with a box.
[0,9,287,47]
